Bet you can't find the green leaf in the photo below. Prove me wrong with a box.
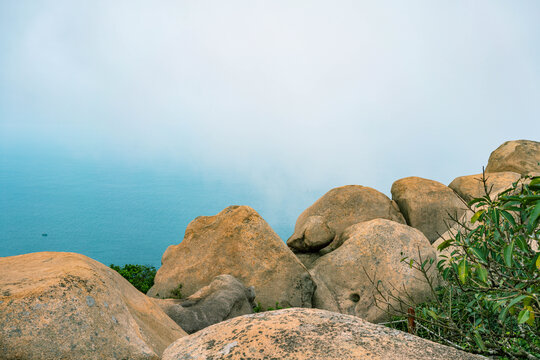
[467,197,487,207]
[499,295,528,321]
[437,239,453,252]
[536,254,540,271]
[471,210,485,224]
[515,236,529,252]
[470,247,487,263]
[427,309,438,320]
[476,265,488,283]
[525,306,535,326]
[530,177,540,187]
[518,309,530,324]
[503,241,514,267]
[474,332,487,351]
[499,210,516,227]
[526,201,540,234]
[458,258,468,284]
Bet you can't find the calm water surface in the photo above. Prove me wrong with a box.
[0,149,298,267]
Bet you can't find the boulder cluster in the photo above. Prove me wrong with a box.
[1,139,538,359]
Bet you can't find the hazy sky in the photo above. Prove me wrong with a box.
[1,1,540,201]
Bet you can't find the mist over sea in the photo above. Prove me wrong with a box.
[0,147,311,268]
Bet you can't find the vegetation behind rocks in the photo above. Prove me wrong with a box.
[382,174,540,359]
[109,263,157,294]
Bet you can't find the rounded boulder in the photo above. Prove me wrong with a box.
[485,139,540,176]
[310,219,437,323]
[148,205,315,309]
[287,185,406,253]
[0,252,186,360]
[391,176,466,243]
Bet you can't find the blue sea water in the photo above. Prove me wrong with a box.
[0,148,305,268]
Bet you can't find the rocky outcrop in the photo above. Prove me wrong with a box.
[162,308,486,360]
[148,205,315,309]
[449,172,521,202]
[152,274,255,334]
[0,252,186,360]
[287,185,406,255]
[391,176,466,243]
[310,219,437,323]
[485,140,540,176]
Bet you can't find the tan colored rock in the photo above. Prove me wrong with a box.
[162,308,486,360]
[153,274,255,334]
[148,205,315,309]
[0,252,186,360]
[485,140,540,176]
[449,172,521,203]
[391,176,466,243]
[287,185,406,253]
[310,219,437,323]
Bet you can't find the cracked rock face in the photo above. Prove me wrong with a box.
[152,274,256,334]
[162,308,486,360]
[485,140,540,176]
[310,219,437,323]
[148,205,315,309]
[287,185,406,256]
[0,252,186,360]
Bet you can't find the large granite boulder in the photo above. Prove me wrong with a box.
[287,185,406,254]
[153,274,255,334]
[148,205,315,309]
[0,252,186,360]
[449,172,521,202]
[391,176,466,243]
[310,219,437,323]
[485,140,540,176]
[162,308,486,360]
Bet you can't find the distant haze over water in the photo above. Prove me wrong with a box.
[0,146,319,267]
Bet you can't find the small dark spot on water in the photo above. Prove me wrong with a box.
[42,233,48,237]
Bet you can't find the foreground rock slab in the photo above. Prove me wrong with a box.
[391,176,466,243]
[310,219,437,322]
[153,274,255,334]
[485,139,540,176]
[148,205,315,309]
[287,185,406,254]
[162,308,486,360]
[0,252,186,360]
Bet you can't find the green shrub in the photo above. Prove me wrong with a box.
[170,283,183,299]
[253,302,284,313]
[382,173,540,359]
[109,264,157,294]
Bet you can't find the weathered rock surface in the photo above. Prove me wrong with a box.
[148,205,315,309]
[449,172,521,202]
[485,140,540,176]
[153,274,255,334]
[391,176,466,243]
[0,252,186,360]
[287,185,406,253]
[310,219,437,323]
[162,308,486,360]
